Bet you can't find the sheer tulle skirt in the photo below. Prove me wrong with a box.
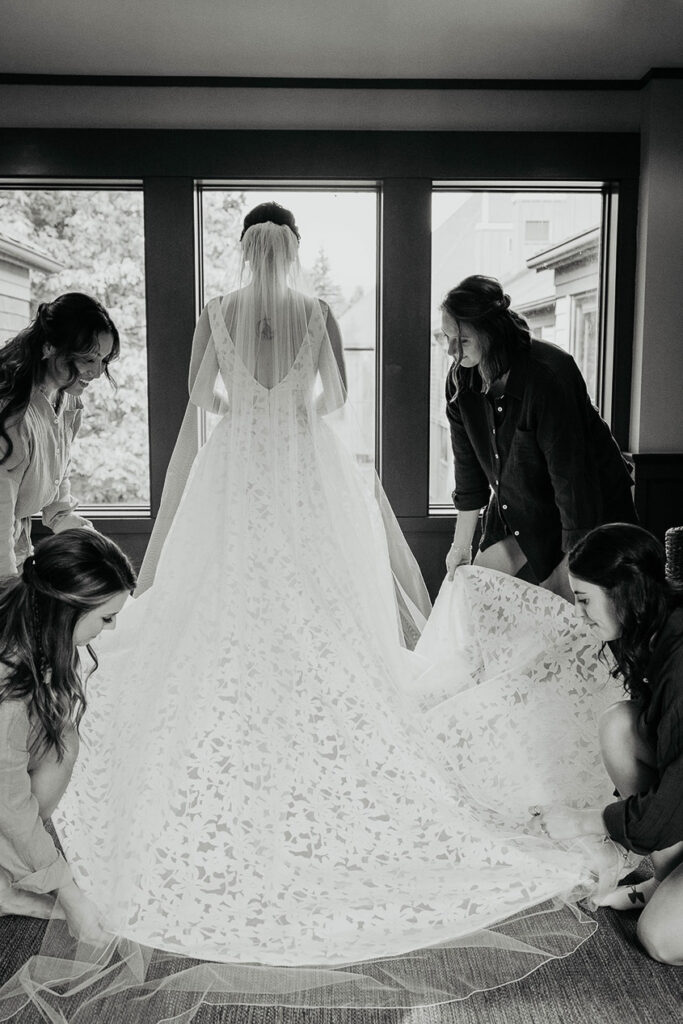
[51,403,625,956]
[0,299,633,1019]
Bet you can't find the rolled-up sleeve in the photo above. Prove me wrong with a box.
[0,701,72,893]
[42,473,92,534]
[603,753,683,854]
[603,640,683,854]
[446,379,490,512]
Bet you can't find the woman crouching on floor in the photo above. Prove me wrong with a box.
[0,529,136,942]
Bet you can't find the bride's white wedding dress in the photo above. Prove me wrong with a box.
[56,296,620,962]
[0,225,631,1021]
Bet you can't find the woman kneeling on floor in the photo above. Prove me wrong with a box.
[532,523,683,965]
[0,529,136,943]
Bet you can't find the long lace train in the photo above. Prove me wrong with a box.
[0,571,634,1020]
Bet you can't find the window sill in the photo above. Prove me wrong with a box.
[32,509,154,536]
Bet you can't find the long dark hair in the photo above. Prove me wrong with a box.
[442,275,531,396]
[568,523,683,701]
[0,530,136,759]
[0,293,119,465]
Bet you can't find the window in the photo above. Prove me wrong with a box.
[0,131,637,595]
[197,186,378,462]
[430,186,605,510]
[0,185,150,509]
[524,219,551,243]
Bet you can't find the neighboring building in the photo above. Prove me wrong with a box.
[523,226,601,400]
[0,232,62,344]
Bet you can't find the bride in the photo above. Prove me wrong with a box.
[0,203,632,1021]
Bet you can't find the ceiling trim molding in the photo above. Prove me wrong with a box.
[0,68,681,90]
[639,67,683,84]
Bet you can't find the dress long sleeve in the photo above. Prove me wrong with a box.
[136,305,225,594]
[0,700,72,893]
[188,306,228,415]
[316,303,347,415]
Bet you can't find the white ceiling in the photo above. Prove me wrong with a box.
[1,0,682,80]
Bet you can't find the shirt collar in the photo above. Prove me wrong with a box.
[33,384,64,417]
[500,341,532,401]
[32,386,82,417]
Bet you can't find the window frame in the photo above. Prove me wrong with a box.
[0,128,639,582]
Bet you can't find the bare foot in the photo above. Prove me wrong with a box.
[594,876,660,911]
[0,888,64,920]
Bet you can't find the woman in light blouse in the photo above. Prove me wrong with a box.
[0,293,119,576]
[0,529,135,942]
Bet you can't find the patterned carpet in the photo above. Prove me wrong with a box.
[1,895,682,1024]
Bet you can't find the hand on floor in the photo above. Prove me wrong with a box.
[594,876,659,911]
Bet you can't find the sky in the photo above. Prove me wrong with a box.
[255,189,471,296]
[241,189,378,300]
[204,188,472,303]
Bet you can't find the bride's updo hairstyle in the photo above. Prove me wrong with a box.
[239,202,301,274]
[240,202,301,242]
[442,275,531,395]
[568,523,683,702]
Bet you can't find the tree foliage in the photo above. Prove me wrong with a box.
[201,192,247,301]
[0,188,247,505]
[310,246,344,316]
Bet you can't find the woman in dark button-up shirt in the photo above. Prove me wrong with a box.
[534,525,683,965]
[442,275,636,601]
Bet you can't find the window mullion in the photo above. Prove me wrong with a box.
[380,179,432,518]
[143,177,197,517]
